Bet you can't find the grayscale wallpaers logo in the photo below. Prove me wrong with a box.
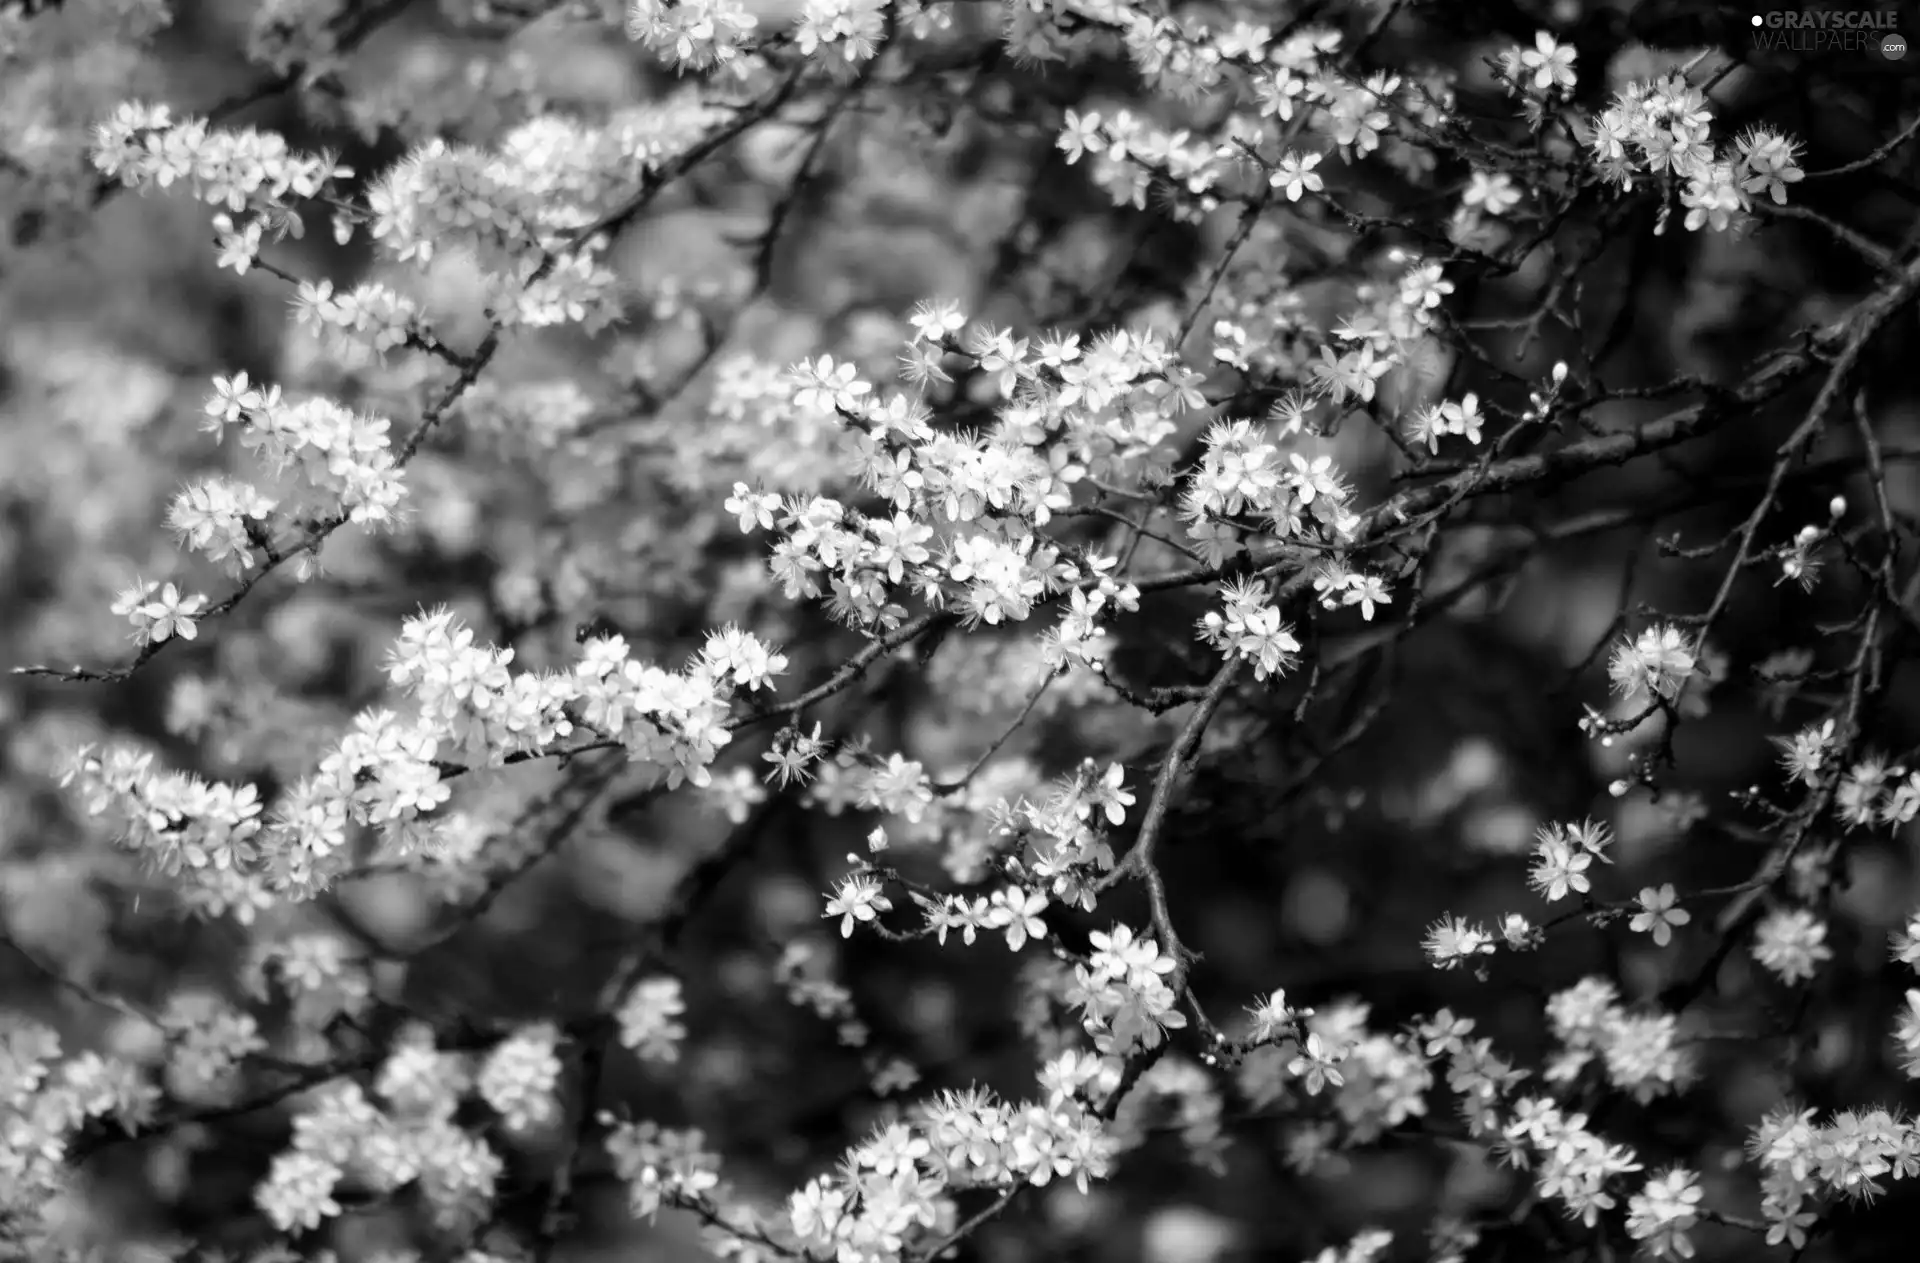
[1751,10,1907,59]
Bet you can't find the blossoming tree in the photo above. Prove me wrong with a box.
[4,1,1920,1261]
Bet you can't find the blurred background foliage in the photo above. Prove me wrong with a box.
[6,1,1920,1261]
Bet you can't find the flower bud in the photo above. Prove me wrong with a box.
[1551,360,1568,384]
[1829,495,1846,519]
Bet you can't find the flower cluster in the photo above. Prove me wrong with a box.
[476,1022,563,1132]
[605,1119,725,1219]
[1544,977,1691,1102]
[57,602,781,917]
[1625,1167,1705,1260]
[91,101,348,219]
[625,0,760,74]
[1750,1104,1920,1248]
[0,1019,158,1214]
[159,992,266,1100]
[1502,1096,1644,1228]
[256,1034,508,1236]
[1197,577,1302,681]
[1406,392,1484,453]
[165,476,278,578]
[794,0,888,72]
[1585,74,1806,233]
[292,278,434,364]
[1752,906,1834,986]
[786,1075,1113,1263]
[110,578,210,646]
[1070,924,1187,1054]
[1528,817,1615,903]
[617,976,689,1061]
[200,373,408,531]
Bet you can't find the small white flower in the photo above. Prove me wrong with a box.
[824,873,892,937]
[1629,885,1691,947]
